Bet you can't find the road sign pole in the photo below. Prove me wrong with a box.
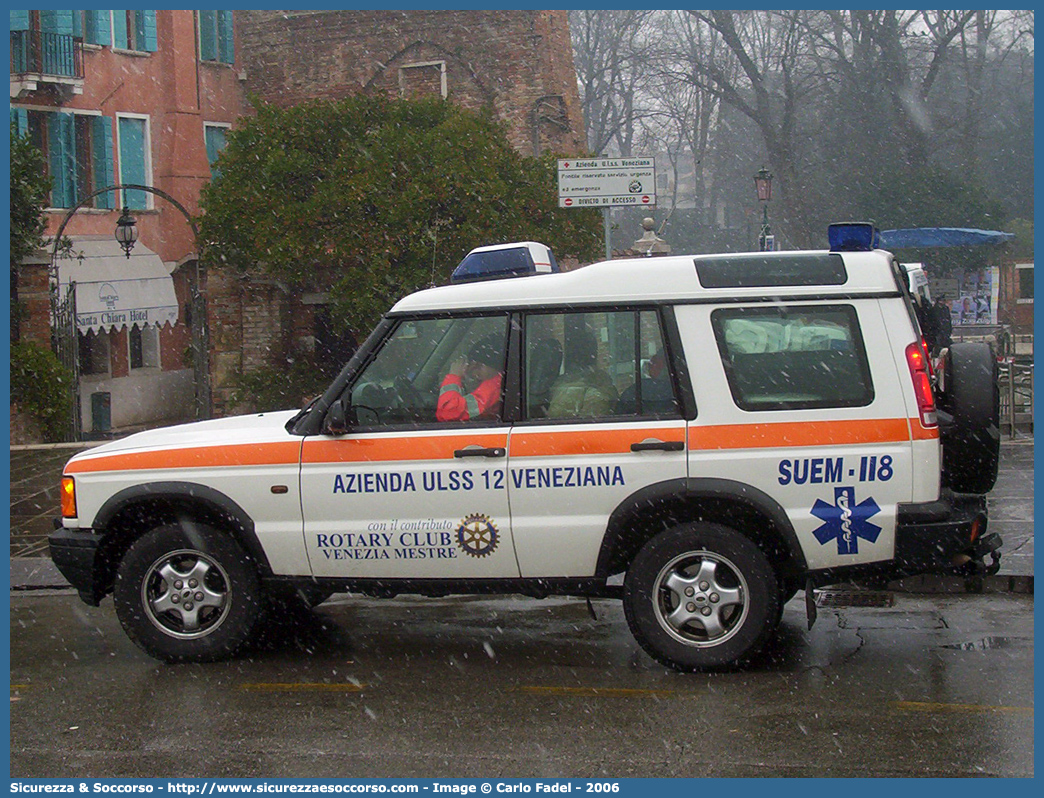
[604,207,612,261]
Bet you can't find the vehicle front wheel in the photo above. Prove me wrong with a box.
[113,523,263,663]
[623,523,779,671]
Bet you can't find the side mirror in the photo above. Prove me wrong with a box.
[324,399,353,436]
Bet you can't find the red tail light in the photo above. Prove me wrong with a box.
[906,342,937,428]
[921,337,935,379]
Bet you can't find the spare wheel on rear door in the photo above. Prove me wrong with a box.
[937,342,1000,494]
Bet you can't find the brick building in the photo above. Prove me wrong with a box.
[12,9,587,429]
[208,9,587,415]
[10,9,249,435]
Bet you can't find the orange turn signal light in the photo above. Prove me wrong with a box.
[60,476,77,518]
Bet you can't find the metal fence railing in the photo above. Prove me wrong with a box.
[998,361,1033,438]
[9,30,84,79]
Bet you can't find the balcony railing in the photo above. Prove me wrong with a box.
[10,30,84,80]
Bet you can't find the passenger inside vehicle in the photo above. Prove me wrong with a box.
[547,328,617,418]
[616,350,677,415]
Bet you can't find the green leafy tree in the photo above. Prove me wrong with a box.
[10,123,51,268]
[200,96,601,336]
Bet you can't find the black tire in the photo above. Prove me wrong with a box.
[938,342,1000,494]
[113,523,263,663]
[623,523,779,671]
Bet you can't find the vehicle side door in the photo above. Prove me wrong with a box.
[507,308,688,577]
[299,314,518,578]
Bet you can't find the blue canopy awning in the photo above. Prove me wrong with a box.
[878,227,1015,249]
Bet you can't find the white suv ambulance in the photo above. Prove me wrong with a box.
[50,225,1002,671]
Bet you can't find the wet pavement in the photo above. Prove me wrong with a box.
[8,591,1034,777]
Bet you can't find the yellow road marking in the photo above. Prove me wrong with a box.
[10,684,31,690]
[894,700,1033,714]
[238,682,366,693]
[512,686,678,698]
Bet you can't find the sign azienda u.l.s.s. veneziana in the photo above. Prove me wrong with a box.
[557,157,656,208]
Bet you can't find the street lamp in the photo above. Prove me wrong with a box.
[753,166,773,251]
[114,206,139,258]
[50,183,212,440]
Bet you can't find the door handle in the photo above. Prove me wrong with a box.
[454,446,506,458]
[630,439,685,452]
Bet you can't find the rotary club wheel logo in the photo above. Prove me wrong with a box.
[456,513,499,558]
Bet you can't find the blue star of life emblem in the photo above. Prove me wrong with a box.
[810,486,882,555]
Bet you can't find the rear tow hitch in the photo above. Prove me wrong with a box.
[951,532,1003,576]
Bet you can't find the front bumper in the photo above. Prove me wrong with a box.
[49,524,106,605]
[893,492,999,575]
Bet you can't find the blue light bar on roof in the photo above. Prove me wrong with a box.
[451,242,559,284]
[828,222,881,252]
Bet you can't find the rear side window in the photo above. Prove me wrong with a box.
[712,305,874,411]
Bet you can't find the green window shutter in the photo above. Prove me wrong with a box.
[218,10,234,63]
[40,9,74,35]
[72,10,83,38]
[87,10,112,46]
[93,116,116,209]
[10,12,30,72]
[47,113,77,208]
[11,107,29,137]
[199,10,217,61]
[118,117,148,210]
[204,125,227,177]
[113,11,129,49]
[137,10,157,52]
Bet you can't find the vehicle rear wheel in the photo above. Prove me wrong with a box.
[938,342,1000,494]
[623,523,779,671]
[113,523,262,662]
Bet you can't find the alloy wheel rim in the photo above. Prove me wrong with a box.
[141,549,231,639]
[652,550,748,647]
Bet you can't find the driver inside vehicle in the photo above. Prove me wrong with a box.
[437,334,505,422]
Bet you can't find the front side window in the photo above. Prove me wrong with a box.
[348,315,508,428]
[712,305,873,411]
[525,309,677,421]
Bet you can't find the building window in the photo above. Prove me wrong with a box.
[1017,264,1034,303]
[73,10,112,46]
[79,330,111,376]
[11,109,114,209]
[114,10,157,52]
[117,115,150,210]
[204,123,229,177]
[399,61,447,99]
[129,325,160,370]
[199,10,234,64]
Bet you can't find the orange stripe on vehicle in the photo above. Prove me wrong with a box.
[64,441,302,474]
[510,427,686,457]
[302,433,508,464]
[687,418,921,450]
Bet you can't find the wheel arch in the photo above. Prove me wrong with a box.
[597,478,807,580]
[91,482,271,597]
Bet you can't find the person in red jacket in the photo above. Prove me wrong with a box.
[437,334,504,422]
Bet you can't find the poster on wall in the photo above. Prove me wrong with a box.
[950,266,999,326]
